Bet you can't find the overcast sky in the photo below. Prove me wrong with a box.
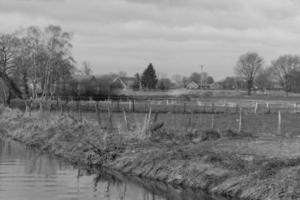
[1,0,300,80]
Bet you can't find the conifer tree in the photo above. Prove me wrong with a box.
[141,63,158,89]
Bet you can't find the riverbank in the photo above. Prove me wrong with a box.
[1,106,300,200]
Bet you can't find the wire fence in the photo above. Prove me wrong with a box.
[8,97,300,137]
[11,97,300,114]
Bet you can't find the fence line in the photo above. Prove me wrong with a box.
[11,97,300,115]
[8,98,300,137]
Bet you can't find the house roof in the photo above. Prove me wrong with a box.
[186,81,199,88]
[113,76,135,88]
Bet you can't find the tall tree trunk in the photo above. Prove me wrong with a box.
[5,89,12,106]
[0,80,7,105]
[247,80,252,96]
[32,53,38,99]
[0,72,23,99]
[21,66,29,99]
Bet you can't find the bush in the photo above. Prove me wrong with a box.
[201,130,221,141]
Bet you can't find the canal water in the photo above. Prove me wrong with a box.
[0,139,224,200]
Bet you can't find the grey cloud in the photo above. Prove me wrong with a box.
[1,0,300,80]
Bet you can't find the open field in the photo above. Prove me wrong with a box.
[10,98,300,137]
[114,88,300,98]
[80,112,300,137]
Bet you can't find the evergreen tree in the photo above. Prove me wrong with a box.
[141,63,158,89]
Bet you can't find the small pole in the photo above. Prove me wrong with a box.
[186,111,193,130]
[238,108,243,133]
[95,101,101,126]
[266,102,270,113]
[123,109,129,131]
[183,103,186,114]
[254,102,258,114]
[278,111,281,135]
[132,99,135,112]
[79,101,82,121]
[60,99,63,115]
[211,114,215,129]
[108,105,113,133]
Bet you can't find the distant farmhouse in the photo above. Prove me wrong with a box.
[186,81,222,90]
[111,76,136,90]
[186,81,199,90]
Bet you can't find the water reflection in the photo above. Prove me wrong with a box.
[0,139,222,200]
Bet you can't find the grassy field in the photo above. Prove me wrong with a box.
[11,97,300,136]
[77,111,300,137]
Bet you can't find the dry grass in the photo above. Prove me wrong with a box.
[79,111,300,139]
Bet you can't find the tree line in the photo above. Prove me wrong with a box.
[234,52,300,96]
[0,25,75,104]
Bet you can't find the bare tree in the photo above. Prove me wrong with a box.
[0,34,23,103]
[271,55,300,96]
[24,26,42,99]
[82,61,93,76]
[40,25,74,100]
[0,25,76,104]
[255,67,274,91]
[171,74,183,87]
[235,52,263,95]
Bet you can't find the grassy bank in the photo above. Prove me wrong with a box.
[1,106,300,200]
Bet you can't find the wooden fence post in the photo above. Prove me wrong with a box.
[278,111,281,135]
[266,102,270,113]
[186,111,193,130]
[95,101,101,126]
[211,114,215,129]
[108,105,113,133]
[123,109,129,131]
[238,108,243,133]
[254,102,258,114]
[132,99,135,112]
[78,101,82,121]
[60,100,63,115]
